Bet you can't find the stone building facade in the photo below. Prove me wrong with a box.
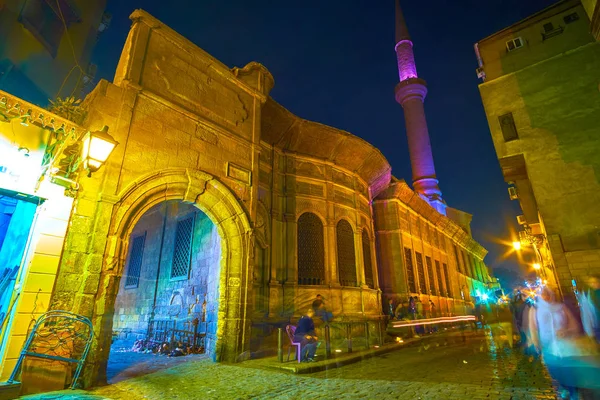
[0,8,492,389]
[475,0,600,297]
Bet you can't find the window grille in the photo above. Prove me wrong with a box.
[461,251,470,277]
[125,234,145,288]
[426,256,436,295]
[435,260,445,295]
[499,112,518,142]
[297,213,325,285]
[415,252,427,294]
[453,245,463,274]
[362,230,374,288]
[443,263,453,298]
[171,216,195,279]
[337,220,357,287]
[404,248,417,293]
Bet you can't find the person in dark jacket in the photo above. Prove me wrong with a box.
[295,308,318,362]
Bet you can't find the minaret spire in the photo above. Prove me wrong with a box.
[395,0,411,43]
[394,1,446,215]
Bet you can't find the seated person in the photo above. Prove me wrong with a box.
[312,294,333,323]
[294,308,319,362]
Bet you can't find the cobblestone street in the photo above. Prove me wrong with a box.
[24,331,559,400]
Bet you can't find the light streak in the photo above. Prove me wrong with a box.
[391,315,475,328]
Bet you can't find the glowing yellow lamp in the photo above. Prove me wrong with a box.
[512,241,521,251]
[533,263,541,270]
[81,126,118,176]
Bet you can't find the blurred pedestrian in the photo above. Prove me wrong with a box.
[312,294,333,324]
[532,286,600,399]
[387,298,395,322]
[579,275,600,342]
[512,293,527,346]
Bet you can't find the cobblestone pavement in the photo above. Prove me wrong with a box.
[24,331,558,400]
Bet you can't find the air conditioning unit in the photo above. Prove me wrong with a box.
[508,186,518,200]
[476,67,485,79]
[516,215,527,225]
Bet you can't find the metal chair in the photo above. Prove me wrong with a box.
[285,324,302,363]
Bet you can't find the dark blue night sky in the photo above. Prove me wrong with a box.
[91,0,557,289]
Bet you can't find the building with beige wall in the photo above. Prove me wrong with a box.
[0,6,493,391]
[0,0,109,105]
[475,0,600,298]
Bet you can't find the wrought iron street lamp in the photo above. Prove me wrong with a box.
[81,126,118,177]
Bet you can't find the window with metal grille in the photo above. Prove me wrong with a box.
[499,112,518,142]
[125,234,145,288]
[297,212,325,285]
[435,260,445,295]
[453,244,463,274]
[415,252,427,294]
[171,216,195,279]
[443,263,453,298]
[462,251,471,278]
[426,256,436,295]
[337,220,357,287]
[362,230,374,288]
[404,248,417,293]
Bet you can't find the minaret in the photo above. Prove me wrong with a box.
[394,0,446,215]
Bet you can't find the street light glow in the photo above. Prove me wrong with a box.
[533,263,541,270]
[512,241,521,250]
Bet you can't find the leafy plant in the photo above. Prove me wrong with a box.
[47,96,87,125]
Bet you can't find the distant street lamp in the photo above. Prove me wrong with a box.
[533,263,541,270]
[81,126,119,177]
[512,241,522,251]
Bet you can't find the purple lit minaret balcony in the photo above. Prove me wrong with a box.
[394,0,446,215]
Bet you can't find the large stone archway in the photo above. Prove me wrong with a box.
[56,168,253,386]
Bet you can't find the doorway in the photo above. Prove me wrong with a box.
[107,200,221,382]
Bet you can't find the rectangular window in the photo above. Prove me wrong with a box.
[498,112,518,142]
[462,251,472,278]
[435,260,445,295]
[505,37,523,52]
[453,244,463,274]
[415,252,427,294]
[563,13,579,24]
[404,248,417,293]
[426,256,436,295]
[125,233,146,288]
[443,263,453,298]
[171,215,195,279]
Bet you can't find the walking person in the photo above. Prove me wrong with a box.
[579,274,600,342]
[312,294,333,324]
[531,287,600,399]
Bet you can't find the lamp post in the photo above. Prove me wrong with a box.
[81,126,119,177]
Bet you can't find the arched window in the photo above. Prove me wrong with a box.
[337,220,357,287]
[297,213,325,285]
[362,230,374,288]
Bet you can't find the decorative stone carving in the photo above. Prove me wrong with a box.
[332,169,354,189]
[296,161,325,179]
[227,163,251,185]
[150,53,248,128]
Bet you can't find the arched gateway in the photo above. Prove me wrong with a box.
[52,168,252,386]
